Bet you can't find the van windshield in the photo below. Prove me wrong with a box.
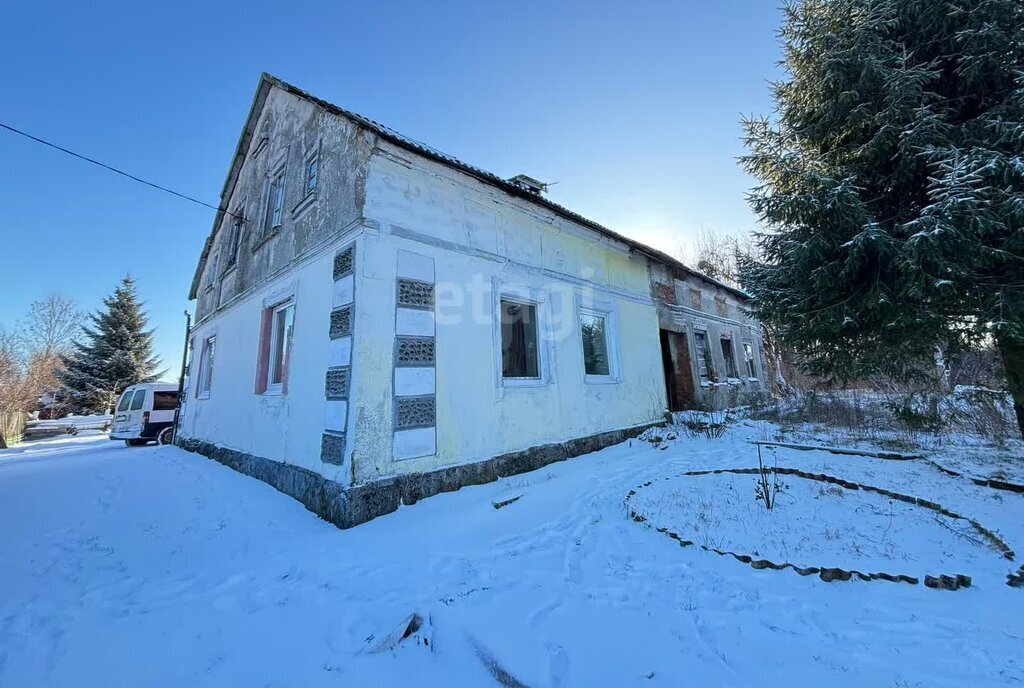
[117,392,133,412]
[130,390,146,411]
[153,391,178,411]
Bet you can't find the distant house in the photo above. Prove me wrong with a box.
[177,74,767,528]
[647,261,767,411]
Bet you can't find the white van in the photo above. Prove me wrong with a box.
[110,383,179,446]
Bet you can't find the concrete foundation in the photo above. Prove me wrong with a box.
[177,419,660,529]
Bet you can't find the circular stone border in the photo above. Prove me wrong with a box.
[625,466,1018,590]
[752,441,1024,495]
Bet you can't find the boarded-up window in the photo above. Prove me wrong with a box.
[500,300,539,378]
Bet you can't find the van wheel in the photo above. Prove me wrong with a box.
[157,427,174,446]
[125,439,147,447]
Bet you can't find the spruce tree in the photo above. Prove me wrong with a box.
[60,276,164,412]
[740,0,1024,436]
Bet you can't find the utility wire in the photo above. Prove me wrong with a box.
[0,121,239,219]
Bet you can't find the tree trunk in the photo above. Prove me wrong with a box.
[997,333,1024,440]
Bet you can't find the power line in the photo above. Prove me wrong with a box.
[0,121,239,219]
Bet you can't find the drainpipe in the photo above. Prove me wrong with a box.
[172,310,192,444]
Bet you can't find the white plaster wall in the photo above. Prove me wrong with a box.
[179,245,352,483]
[352,147,665,483]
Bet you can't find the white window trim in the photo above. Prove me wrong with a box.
[197,333,217,399]
[263,299,295,396]
[493,280,553,389]
[576,295,621,384]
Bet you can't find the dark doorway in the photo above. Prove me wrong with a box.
[660,329,695,412]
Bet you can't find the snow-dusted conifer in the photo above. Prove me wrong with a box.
[740,0,1024,436]
[60,276,164,411]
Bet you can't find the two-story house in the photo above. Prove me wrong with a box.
[177,74,766,528]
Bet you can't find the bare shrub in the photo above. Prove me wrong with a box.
[943,388,1016,446]
[754,445,786,510]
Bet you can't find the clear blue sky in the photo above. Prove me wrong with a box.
[0,0,784,371]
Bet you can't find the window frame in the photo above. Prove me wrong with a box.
[262,166,286,238]
[499,298,541,382]
[205,252,220,291]
[493,282,552,389]
[222,208,245,273]
[742,340,758,380]
[304,145,320,196]
[692,328,715,386]
[263,299,295,396]
[577,299,620,384]
[720,335,740,380]
[196,335,216,399]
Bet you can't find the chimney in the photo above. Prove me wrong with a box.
[507,174,548,195]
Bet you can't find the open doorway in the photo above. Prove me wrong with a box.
[660,329,695,412]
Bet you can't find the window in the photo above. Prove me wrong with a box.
[693,330,714,384]
[197,336,216,398]
[305,152,318,195]
[116,392,133,412]
[265,301,295,393]
[207,253,219,289]
[129,389,146,411]
[743,341,757,379]
[264,169,285,236]
[580,310,611,378]
[153,391,178,411]
[720,337,739,379]
[500,299,539,379]
[224,215,244,270]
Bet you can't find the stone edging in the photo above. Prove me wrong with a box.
[920,459,1024,495]
[752,440,1024,496]
[751,441,921,460]
[626,466,1017,590]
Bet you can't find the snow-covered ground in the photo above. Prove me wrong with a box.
[1,423,1022,687]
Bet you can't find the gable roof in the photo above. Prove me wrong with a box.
[190,73,750,301]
